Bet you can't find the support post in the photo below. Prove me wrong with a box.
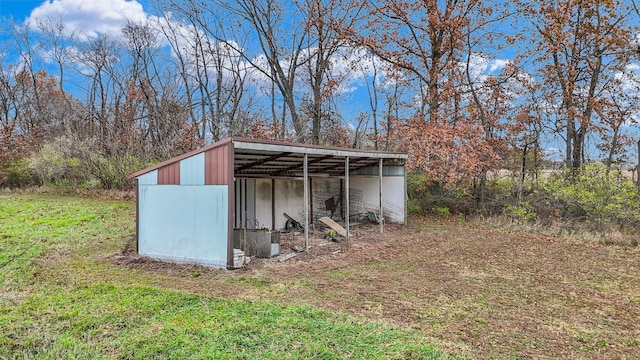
[226,144,235,270]
[404,164,408,226]
[379,158,383,233]
[271,178,275,230]
[309,178,313,222]
[304,153,309,250]
[345,156,350,247]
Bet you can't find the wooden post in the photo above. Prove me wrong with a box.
[135,178,139,253]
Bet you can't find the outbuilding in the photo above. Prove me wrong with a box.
[127,137,408,269]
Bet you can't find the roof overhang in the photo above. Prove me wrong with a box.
[128,137,407,180]
[232,139,406,178]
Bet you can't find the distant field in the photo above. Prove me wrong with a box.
[0,193,452,359]
[2,193,639,359]
[488,168,637,180]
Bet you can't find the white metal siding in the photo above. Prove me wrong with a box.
[350,176,405,223]
[137,170,158,185]
[180,153,205,185]
[138,185,228,267]
[274,179,305,230]
[255,179,272,229]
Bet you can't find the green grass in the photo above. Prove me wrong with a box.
[2,282,448,359]
[0,193,454,359]
[0,194,134,285]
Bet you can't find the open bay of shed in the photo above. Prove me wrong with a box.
[128,138,408,269]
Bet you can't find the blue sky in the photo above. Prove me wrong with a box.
[0,1,42,21]
[0,0,391,122]
[2,0,623,161]
[0,0,510,106]
[0,0,153,39]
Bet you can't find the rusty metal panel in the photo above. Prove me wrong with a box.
[205,143,230,185]
[158,162,180,184]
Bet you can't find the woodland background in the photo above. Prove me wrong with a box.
[2,0,640,236]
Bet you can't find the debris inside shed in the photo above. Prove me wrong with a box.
[283,212,305,233]
[318,216,347,237]
[240,220,388,267]
[276,253,297,262]
[111,222,404,271]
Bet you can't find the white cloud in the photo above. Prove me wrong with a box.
[246,45,398,98]
[489,59,510,73]
[626,63,640,71]
[466,54,489,81]
[26,0,149,40]
[463,54,510,83]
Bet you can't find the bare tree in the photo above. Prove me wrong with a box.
[596,75,640,170]
[212,0,310,140]
[298,0,361,144]
[76,35,123,151]
[6,20,45,134]
[155,3,256,141]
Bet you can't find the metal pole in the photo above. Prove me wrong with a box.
[271,178,275,230]
[345,156,350,247]
[379,158,383,233]
[404,164,408,226]
[304,153,309,250]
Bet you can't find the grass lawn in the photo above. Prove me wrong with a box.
[0,193,453,359]
[2,193,639,358]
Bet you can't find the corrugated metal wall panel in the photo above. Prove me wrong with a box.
[205,143,230,185]
[158,162,180,184]
[138,184,229,268]
[137,170,158,185]
[180,153,205,185]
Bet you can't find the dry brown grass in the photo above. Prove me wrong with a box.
[48,216,640,359]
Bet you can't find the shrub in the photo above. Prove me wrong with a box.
[407,170,476,215]
[503,201,537,223]
[487,176,517,202]
[86,154,146,191]
[537,163,640,228]
[407,199,422,215]
[432,206,451,217]
[28,136,150,191]
[29,137,90,187]
[1,158,36,188]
